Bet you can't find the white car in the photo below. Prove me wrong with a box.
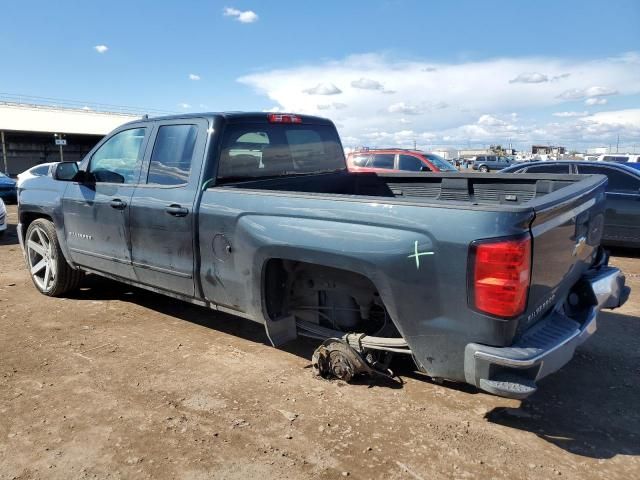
[597,154,640,164]
[17,162,56,187]
[0,198,6,237]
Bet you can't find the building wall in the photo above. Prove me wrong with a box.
[2,131,103,175]
[0,102,141,175]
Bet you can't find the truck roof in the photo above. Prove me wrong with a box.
[121,111,335,126]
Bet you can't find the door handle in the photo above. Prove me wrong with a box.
[110,198,127,210]
[165,204,189,217]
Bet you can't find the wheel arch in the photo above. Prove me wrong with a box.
[259,255,400,347]
[19,210,77,268]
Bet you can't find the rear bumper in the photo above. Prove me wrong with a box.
[464,266,629,399]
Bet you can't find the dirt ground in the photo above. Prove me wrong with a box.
[1,203,639,480]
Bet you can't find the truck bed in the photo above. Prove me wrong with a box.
[219,171,603,209]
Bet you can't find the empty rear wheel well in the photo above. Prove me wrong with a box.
[263,259,397,336]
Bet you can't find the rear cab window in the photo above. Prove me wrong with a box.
[217,123,345,181]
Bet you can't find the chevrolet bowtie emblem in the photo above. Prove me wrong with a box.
[573,236,588,257]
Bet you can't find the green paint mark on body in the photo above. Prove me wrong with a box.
[408,240,434,269]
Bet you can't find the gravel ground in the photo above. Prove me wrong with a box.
[1,204,639,480]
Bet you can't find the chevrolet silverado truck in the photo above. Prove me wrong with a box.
[17,112,629,398]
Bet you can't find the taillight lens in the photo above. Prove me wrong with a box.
[471,236,531,318]
[267,113,302,124]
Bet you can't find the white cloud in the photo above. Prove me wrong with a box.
[223,7,258,23]
[239,52,640,148]
[585,98,608,106]
[178,102,191,109]
[558,86,618,100]
[94,45,108,54]
[553,111,588,117]
[477,114,507,126]
[317,102,347,110]
[351,77,384,90]
[189,73,201,81]
[303,83,342,95]
[509,72,548,84]
[388,102,421,115]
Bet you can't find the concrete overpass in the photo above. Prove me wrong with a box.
[0,97,144,175]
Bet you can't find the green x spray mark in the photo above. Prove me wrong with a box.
[408,240,434,269]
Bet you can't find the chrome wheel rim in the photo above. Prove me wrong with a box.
[27,226,56,291]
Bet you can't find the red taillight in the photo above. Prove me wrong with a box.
[471,236,531,318]
[267,113,302,124]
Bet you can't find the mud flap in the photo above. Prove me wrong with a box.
[264,315,297,347]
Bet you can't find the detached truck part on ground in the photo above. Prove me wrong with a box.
[17,112,629,399]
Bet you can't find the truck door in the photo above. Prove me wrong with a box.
[129,119,208,297]
[62,126,149,280]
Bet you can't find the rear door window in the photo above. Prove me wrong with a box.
[398,155,426,171]
[526,164,571,174]
[369,154,395,169]
[147,124,198,185]
[577,165,640,192]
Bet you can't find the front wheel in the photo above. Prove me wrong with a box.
[25,219,82,296]
[479,165,489,173]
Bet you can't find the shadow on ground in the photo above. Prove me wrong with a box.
[68,274,431,390]
[486,310,640,459]
[606,246,640,259]
[0,223,19,246]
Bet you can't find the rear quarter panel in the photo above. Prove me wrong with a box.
[198,188,535,381]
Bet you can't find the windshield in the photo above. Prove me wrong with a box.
[218,123,346,180]
[423,153,457,171]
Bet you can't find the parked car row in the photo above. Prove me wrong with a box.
[0,197,6,237]
[0,171,17,203]
[347,149,457,173]
[596,153,640,164]
[471,155,514,172]
[500,161,640,248]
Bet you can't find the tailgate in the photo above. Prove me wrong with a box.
[521,174,608,333]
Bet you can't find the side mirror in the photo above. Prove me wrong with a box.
[53,162,79,181]
[420,166,431,172]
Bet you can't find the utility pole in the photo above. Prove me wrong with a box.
[616,134,619,153]
[1,131,7,174]
[54,133,65,162]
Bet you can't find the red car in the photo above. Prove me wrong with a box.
[346,149,458,173]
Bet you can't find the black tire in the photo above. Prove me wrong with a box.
[479,165,489,173]
[25,218,82,296]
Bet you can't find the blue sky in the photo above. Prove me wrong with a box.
[1,0,639,150]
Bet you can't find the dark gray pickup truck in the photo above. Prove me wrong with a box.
[17,112,629,398]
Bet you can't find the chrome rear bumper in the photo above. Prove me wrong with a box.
[465,266,629,399]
